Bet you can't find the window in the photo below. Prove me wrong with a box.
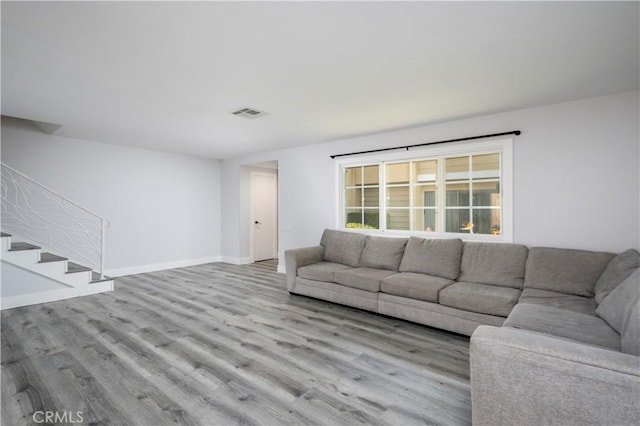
[338,139,513,241]
[344,165,379,229]
[385,159,438,231]
[445,153,501,235]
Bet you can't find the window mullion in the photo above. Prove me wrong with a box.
[438,156,445,233]
[380,163,386,231]
[468,155,473,235]
[499,151,503,236]
[409,161,414,231]
[361,167,365,228]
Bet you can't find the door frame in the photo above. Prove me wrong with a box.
[250,170,278,262]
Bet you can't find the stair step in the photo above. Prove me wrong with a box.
[10,242,41,251]
[91,271,113,283]
[1,232,11,238]
[66,261,92,274]
[40,252,68,263]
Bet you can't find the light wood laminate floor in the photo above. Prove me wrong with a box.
[2,260,471,426]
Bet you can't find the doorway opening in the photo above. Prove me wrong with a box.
[249,161,278,264]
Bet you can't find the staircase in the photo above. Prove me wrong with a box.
[1,163,114,310]
[1,232,114,309]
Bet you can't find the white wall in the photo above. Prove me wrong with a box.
[1,117,222,275]
[221,90,640,269]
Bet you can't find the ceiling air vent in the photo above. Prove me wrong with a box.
[231,107,268,119]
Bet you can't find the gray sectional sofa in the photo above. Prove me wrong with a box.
[285,229,640,425]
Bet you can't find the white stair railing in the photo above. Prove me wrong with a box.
[1,162,108,277]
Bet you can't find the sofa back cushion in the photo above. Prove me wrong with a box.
[399,237,463,280]
[359,236,408,271]
[458,242,529,289]
[524,247,615,297]
[320,229,367,267]
[622,301,640,356]
[596,268,638,332]
[594,249,640,305]
[596,268,640,356]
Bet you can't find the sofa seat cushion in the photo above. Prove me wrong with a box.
[359,236,408,271]
[295,277,380,312]
[380,272,454,303]
[379,293,505,336]
[439,282,520,317]
[320,229,367,267]
[524,247,614,297]
[298,262,353,282]
[518,288,597,316]
[504,303,620,351]
[594,249,640,305]
[399,237,463,279]
[334,267,396,292]
[458,242,528,289]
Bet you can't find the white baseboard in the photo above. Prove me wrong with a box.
[220,256,254,265]
[106,256,221,277]
[277,263,286,274]
[1,281,114,310]
[103,255,277,277]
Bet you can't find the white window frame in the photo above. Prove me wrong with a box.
[335,137,514,243]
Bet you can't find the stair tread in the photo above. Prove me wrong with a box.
[10,242,41,251]
[1,232,11,238]
[91,271,114,283]
[66,262,92,273]
[40,252,68,263]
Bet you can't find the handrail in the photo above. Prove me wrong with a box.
[1,162,108,277]
[1,162,108,222]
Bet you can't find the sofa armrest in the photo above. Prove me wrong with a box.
[470,325,640,426]
[284,246,324,292]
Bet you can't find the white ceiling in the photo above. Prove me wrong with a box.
[2,1,638,159]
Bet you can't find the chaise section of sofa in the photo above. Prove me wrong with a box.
[470,325,640,426]
[471,248,640,425]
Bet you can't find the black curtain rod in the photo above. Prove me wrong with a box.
[329,130,521,159]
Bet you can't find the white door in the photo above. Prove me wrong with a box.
[252,172,277,261]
